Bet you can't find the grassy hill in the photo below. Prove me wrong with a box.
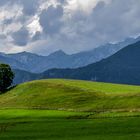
[1,79,140,140]
[1,79,140,112]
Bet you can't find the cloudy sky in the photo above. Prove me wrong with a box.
[0,0,140,55]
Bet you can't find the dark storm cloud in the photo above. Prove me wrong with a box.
[0,0,140,54]
[0,0,11,6]
[32,31,42,41]
[61,0,140,51]
[58,0,65,3]
[0,0,18,6]
[3,18,13,25]
[39,5,64,35]
[0,0,39,15]
[12,27,30,46]
[89,0,140,42]
[58,0,68,5]
[20,0,39,16]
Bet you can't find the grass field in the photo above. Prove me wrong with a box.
[0,110,140,140]
[0,79,140,139]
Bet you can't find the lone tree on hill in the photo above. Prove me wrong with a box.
[0,64,14,93]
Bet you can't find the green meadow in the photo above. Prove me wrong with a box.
[0,79,140,139]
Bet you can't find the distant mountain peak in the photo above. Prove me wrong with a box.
[20,51,28,54]
[16,51,35,55]
[48,50,67,57]
[8,51,41,57]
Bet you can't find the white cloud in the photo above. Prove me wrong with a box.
[66,0,99,14]
[27,15,42,37]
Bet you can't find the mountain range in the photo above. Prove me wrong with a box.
[1,36,140,85]
[1,36,139,73]
[12,39,140,85]
[43,41,140,85]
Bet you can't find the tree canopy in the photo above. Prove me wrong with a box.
[0,64,14,92]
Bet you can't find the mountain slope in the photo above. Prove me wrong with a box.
[43,41,140,85]
[0,37,139,73]
[1,79,140,111]
[13,69,39,84]
[0,54,27,70]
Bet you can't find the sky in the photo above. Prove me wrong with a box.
[0,0,140,55]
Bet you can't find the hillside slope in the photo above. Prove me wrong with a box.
[43,41,140,85]
[1,79,140,111]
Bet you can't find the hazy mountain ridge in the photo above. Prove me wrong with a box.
[42,41,140,85]
[1,37,139,73]
[13,69,39,85]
